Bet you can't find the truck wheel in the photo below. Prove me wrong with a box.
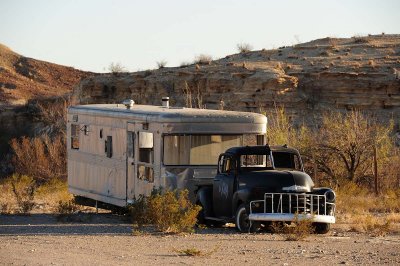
[235,204,259,233]
[313,223,330,234]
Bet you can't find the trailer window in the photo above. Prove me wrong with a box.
[163,134,263,165]
[138,165,154,183]
[138,132,154,163]
[138,132,154,182]
[105,136,113,158]
[71,124,80,149]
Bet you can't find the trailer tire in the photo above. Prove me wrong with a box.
[235,204,259,233]
[313,222,330,234]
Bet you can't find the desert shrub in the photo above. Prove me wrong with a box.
[353,35,369,44]
[10,134,66,183]
[9,174,36,214]
[156,60,167,69]
[350,214,392,236]
[28,97,69,137]
[237,43,253,53]
[108,62,126,73]
[57,199,79,214]
[129,189,201,233]
[179,61,191,68]
[270,215,314,241]
[194,54,212,65]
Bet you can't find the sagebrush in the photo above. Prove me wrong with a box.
[129,189,201,233]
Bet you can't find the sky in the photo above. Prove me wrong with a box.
[1,0,399,73]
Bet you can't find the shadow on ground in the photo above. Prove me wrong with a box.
[0,213,133,236]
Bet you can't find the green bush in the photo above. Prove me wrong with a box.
[128,189,201,233]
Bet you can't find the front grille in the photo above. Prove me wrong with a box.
[250,193,335,216]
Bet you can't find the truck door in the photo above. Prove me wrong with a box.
[213,154,235,218]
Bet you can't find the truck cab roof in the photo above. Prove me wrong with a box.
[224,145,300,157]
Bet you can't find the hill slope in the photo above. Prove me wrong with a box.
[73,34,400,126]
[0,43,92,106]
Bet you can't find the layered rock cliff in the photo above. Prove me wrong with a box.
[73,34,400,126]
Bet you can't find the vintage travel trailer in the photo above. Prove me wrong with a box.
[67,98,267,207]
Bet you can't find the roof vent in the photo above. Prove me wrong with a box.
[122,99,135,109]
[162,97,170,108]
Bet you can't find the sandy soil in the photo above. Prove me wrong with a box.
[0,213,399,265]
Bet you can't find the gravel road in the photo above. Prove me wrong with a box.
[0,213,399,265]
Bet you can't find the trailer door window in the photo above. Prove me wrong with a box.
[71,124,80,149]
[127,132,135,158]
[137,132,154,183]
[138,132,154,163]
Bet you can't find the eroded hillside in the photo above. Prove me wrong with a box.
[0,43,92,106]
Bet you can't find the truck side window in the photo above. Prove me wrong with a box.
[218,156,232,174]
[71,124,80,149]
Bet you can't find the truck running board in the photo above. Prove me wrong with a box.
[204,216,225,222]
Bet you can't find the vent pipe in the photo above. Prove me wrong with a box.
[122,99,135,109]
[162,97,170,108]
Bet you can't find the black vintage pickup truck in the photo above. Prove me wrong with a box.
[195,145,336,234]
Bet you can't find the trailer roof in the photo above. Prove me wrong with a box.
[68,104,267,124]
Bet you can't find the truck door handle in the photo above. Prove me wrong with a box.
[214,179,220,182]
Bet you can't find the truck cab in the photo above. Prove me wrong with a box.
[196,145,336,234]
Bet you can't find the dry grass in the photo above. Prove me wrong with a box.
[0,177,74,214]
[194,54,212,65]
[156,60,167,69]
[349,214,393,236]
[237,43,253,53]
[173,246,218,257]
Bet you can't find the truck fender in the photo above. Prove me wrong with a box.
[232,188,251,215]
[196,186,213,217]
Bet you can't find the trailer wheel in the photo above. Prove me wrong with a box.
[313,222,330,234]
[235,204,259,233]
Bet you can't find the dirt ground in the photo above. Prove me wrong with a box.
[0,213,399,265]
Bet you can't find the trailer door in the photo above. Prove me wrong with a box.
[126,123,136,201]
[126,122,156,201]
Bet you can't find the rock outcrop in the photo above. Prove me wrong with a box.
[73,35,400,126]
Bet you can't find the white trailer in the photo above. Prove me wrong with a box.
[67,99,267,207]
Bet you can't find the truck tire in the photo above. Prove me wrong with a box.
[235,204,259,233]
[313,222,330,234]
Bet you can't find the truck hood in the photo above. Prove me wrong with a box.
[238,170,314,194]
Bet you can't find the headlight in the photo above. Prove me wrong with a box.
[324,189,336,202]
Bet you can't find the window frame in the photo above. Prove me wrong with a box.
[162,134,265,166]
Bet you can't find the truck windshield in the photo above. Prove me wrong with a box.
[164,134,264,165]
[272,151,302,171]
